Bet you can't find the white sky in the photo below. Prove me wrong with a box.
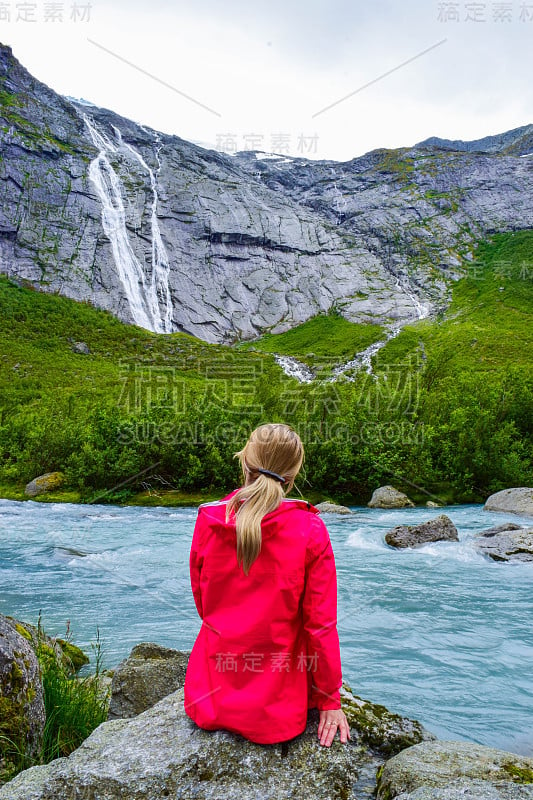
[1,0,532,161]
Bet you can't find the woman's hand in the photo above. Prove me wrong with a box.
[318,708,351,746]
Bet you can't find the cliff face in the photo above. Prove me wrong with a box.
[1,43,532,343]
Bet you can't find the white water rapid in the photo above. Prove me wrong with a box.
[84,116,174,334]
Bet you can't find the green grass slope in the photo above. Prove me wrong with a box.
[0,230,532,505]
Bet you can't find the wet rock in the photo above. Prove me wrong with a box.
[484,488,533,517]
[107,642,190,720]
[0,614,45,775]
[24,471,65,498]
[368,487,415,509]
[385,515,459,549]
[376,740,533,799]
[474,528,533,563]
[315,501,353,515]
[479,523,524,538]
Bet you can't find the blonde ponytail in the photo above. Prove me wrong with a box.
[226,424,304,576]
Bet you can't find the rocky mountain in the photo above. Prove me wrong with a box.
[1,43,532,343]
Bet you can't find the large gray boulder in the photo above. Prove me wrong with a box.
[315,501,353,515]
[368,487,415,509]
[376,740,533,799]
[474,527,533,563]
[24,471,65,498]
[385,515,459,549]
[0,681,432,800]
[0,615,45,772]
[484,488,533,517]
[107,642,190,720]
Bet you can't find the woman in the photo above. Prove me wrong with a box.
[183,423,351,747]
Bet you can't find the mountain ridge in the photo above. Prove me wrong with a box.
[1,42,532,343]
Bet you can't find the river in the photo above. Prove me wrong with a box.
[0,498,531,755]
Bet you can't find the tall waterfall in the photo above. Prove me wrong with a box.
[83,115,174,334]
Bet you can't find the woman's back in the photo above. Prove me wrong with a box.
[184,489,343,744]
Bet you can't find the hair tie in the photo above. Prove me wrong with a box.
[257,468,286,484]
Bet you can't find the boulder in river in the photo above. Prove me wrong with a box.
[484,488,533,517]
[315,501,353,515]
[24,471,65,498]
[385,515,459,549]
[108,642,190,720]
[0,680,433,800]
[0,614,45,779]
[474,527,533,563]
[368,486,415,509]
[376,739,533,799]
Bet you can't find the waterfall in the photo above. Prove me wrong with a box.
[112,126,173,334]
[83,115,173,334]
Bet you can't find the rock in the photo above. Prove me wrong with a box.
[393,781,533,799]
[0,680,429,800]
[24,471,65,498]
[484,488,533,517]
[71,341,90,354]
[474,528,533,563]
[340,682,435,757]
[376,740,533,799]
[480,523,524,538]
[4,617,89,674]
[0,614,45,776]
[315,501,353,515]
[385,515,459,549]
[368,487,415,509]
[425,501,441,508]
[107,642,190,720]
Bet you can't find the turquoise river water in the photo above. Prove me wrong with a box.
[0,498,531,754]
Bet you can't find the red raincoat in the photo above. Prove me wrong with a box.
[183,489,343,744]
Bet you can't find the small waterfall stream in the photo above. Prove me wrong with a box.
[84,115,173,334]
[274,277,431,384]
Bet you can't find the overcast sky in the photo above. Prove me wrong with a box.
[2,0,532,161]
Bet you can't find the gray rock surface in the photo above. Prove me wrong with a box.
[474,528,533,563]
[376,740,533,799]
[107,642,190,720]
[315,501,353,515]
[385,515,459,549]
[368,486,415,509]
[2,45,533,343]
[0,614,45,763]
[484,489,533,517]
[0,680,431,800]
[394,780,533,800]
[24,471,65,497]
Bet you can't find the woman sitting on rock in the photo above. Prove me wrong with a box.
[184,422,351,747]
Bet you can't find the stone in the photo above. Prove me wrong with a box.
[480,523,524,537]
[376,740,533,799]
[484,488,533,517]
[340,682,435,757]
[315,501,353,515]
[368,487,415,509]
[71,341,90,354]
[3,617,89,674]
[394,781,533,799]
[385,515,459,549]
[107,642,190,720]
[474,528,533,563]
[425,501,441,508]
[24,472,65,498]
[0,680,431,800]
[0,615,45,777]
